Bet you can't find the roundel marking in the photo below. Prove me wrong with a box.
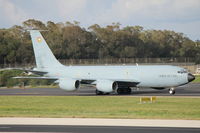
[37,37,42,43]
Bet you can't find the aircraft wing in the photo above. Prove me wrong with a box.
[113,79,139,83]
[88,78,140,87]
[114,80,140,87]
[13,75,140,87]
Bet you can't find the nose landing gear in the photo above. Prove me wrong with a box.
[169,88,175,95]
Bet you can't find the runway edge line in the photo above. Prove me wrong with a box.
[0,118,200,128]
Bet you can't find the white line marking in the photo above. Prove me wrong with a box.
[0,118,200,128]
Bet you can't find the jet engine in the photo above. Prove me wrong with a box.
[96,80,118,93]
[58,79,80,91]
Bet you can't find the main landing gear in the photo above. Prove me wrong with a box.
[169,88,175,95]
[95,87,132,95]
[95,90,110,95]
[116,88,132,95]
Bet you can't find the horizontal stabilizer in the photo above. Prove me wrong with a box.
[4,68,48,76]
[21,69,48,75]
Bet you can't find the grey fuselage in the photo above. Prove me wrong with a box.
[43,65,188,88]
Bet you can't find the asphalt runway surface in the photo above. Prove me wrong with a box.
[0,125,199,133]
[0,83,199,96]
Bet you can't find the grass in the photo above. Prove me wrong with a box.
[0,96,200,120]
[193,75,200,83]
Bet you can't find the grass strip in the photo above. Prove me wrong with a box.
[193,75,200,83]
[0,96,200,120]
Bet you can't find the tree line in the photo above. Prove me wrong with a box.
[0,19,200,66]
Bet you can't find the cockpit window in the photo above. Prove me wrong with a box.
[177,69,187,74]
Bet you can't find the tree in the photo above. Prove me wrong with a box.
[23,19,47,30]
[0,19,199,66]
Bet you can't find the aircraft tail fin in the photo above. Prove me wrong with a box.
[30,30,63,69]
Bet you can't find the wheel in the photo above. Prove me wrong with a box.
[116,88,122,94]
[169,88,175,95]
[126,88,132,94]
[116,88,132,95]
[96,89,103,95]
[95,90,110,95]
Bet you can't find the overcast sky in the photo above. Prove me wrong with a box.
[0,0,199,40]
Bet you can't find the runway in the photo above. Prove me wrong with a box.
[0,83,199,96]
[0,118,200,133]
[0,125,199,133]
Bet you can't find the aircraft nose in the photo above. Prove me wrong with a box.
[188,73,195,82]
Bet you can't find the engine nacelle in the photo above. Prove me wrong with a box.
[96,80,118,93]
[58,78,80,91]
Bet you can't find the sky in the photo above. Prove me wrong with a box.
[0,0,200,40]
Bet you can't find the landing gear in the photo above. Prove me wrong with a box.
[95,88,132,95]
[169,88,175,95]
[95,89,110,95]
[116,88,132,95]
